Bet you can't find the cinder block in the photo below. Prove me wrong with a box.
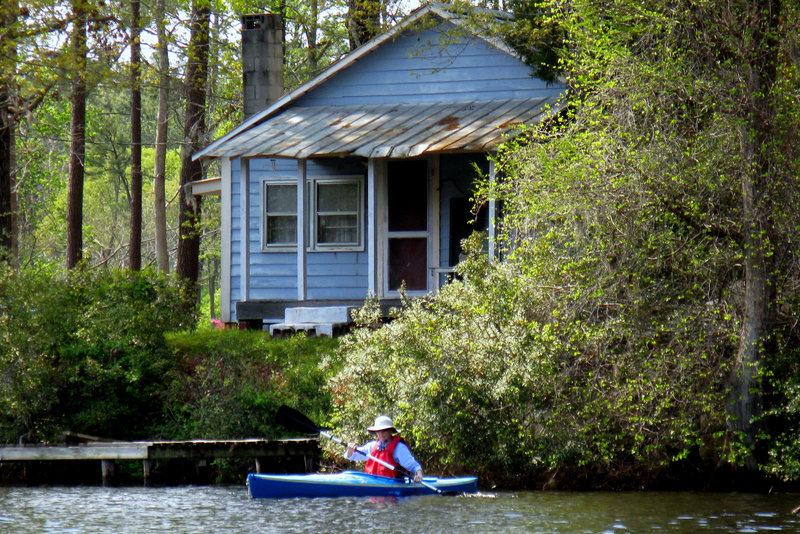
[269,322,334,338]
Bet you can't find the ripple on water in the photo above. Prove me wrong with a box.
[0,486,798,533]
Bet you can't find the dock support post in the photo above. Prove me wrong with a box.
[254,457,263,473]
[24,461,39,486]
[303,455,314,473]
[143,459,152,486]
[101,459,115,486]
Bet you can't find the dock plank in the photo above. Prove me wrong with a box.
[0,438,317,462]
[0,443,150,461]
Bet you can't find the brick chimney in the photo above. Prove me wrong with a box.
[241,14,284,119]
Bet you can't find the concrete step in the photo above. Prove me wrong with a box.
[269,306,356,338]
[284,306,353,324]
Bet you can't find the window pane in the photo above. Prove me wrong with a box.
[267,184,297,213]
[388,161,427,232]
[267,215,296,244]
[318,214,357,244]
[389,238,427,290]
[318,183,358,212]
[264,183,297,247]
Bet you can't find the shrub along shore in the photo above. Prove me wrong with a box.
[1,267,799,490]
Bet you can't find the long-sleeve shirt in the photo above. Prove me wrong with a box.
[345,439,423,476]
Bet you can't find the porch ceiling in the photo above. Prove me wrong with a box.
[201,97,563,160]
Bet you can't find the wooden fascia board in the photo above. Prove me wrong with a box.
[188,176,221,196]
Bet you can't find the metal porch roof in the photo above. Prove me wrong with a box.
[200,97,562,160]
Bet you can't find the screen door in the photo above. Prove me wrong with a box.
[386,160,428,292]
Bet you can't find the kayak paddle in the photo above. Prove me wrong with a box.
[276,405,458,496]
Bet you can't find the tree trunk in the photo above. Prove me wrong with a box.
[176,0,210,300]
[8,121,17,266]
[305,0,319,72]
[67,1,88,269]
[209,257,219,319]
[128,0,142,270]
[726,0,781,473]
[730,117,774,469]
[348,0,380,50]
[0,87,12,260]
[153,0,170,273]
[0,0,18,261]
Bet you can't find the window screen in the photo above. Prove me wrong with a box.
[264,182,297,246]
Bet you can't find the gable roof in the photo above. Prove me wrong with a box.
[195,3,564,160]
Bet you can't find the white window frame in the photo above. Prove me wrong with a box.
[308,175,365,252]
[261,178,298,251]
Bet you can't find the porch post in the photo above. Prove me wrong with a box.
[488,158,497,262]
[220,157,232,322]
[428,154,440,291]
[369,158,387,296]
[297,159,307,300]
[367,158,377,295]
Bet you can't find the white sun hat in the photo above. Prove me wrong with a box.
[367,415,396,432]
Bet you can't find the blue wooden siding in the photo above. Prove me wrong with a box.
[243,157,298,304]
[303,159,369,300]
[229,155,370,314]
[295,23,562,107]
[229,159,242,317]
[230,153,488,314]
[306,252,369,300]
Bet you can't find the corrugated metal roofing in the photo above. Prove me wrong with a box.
[201,97,562,159]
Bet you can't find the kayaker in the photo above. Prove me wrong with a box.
[345,415,424,483]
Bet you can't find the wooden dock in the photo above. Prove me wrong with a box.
[0,437,319,486]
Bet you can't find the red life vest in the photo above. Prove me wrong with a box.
[364,435,405,479]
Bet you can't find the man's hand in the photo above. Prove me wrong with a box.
[345,442,357,458]
[413,469,423,483]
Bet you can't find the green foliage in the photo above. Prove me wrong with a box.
[764,382,800,481]
[0,265,339,448]
[162,330,338,439]
[762,302,800,481]
[329,254,566,477]
[330,231,735,484]
[504,0,564,82]
[488,0,800,483]
[330,0,800,487]
[0,266,192,443]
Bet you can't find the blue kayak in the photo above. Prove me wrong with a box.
[247,470,478,498]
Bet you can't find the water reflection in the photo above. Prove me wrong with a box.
[0,485,798,533]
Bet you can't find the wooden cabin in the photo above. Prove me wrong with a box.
[194,4,566,333]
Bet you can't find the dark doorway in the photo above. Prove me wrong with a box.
[449,198,488,266]
[387,160,428,291]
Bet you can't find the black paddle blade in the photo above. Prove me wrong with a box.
[276,405,320,434]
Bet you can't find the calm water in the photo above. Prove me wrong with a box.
[0,485,798,533]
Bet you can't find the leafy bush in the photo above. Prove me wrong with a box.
[763,325,800,482]
[329,226,737,488]
[162,330,338,440]
[0,265,339,448]
[0,266,191,443]
[328,257,567,479]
